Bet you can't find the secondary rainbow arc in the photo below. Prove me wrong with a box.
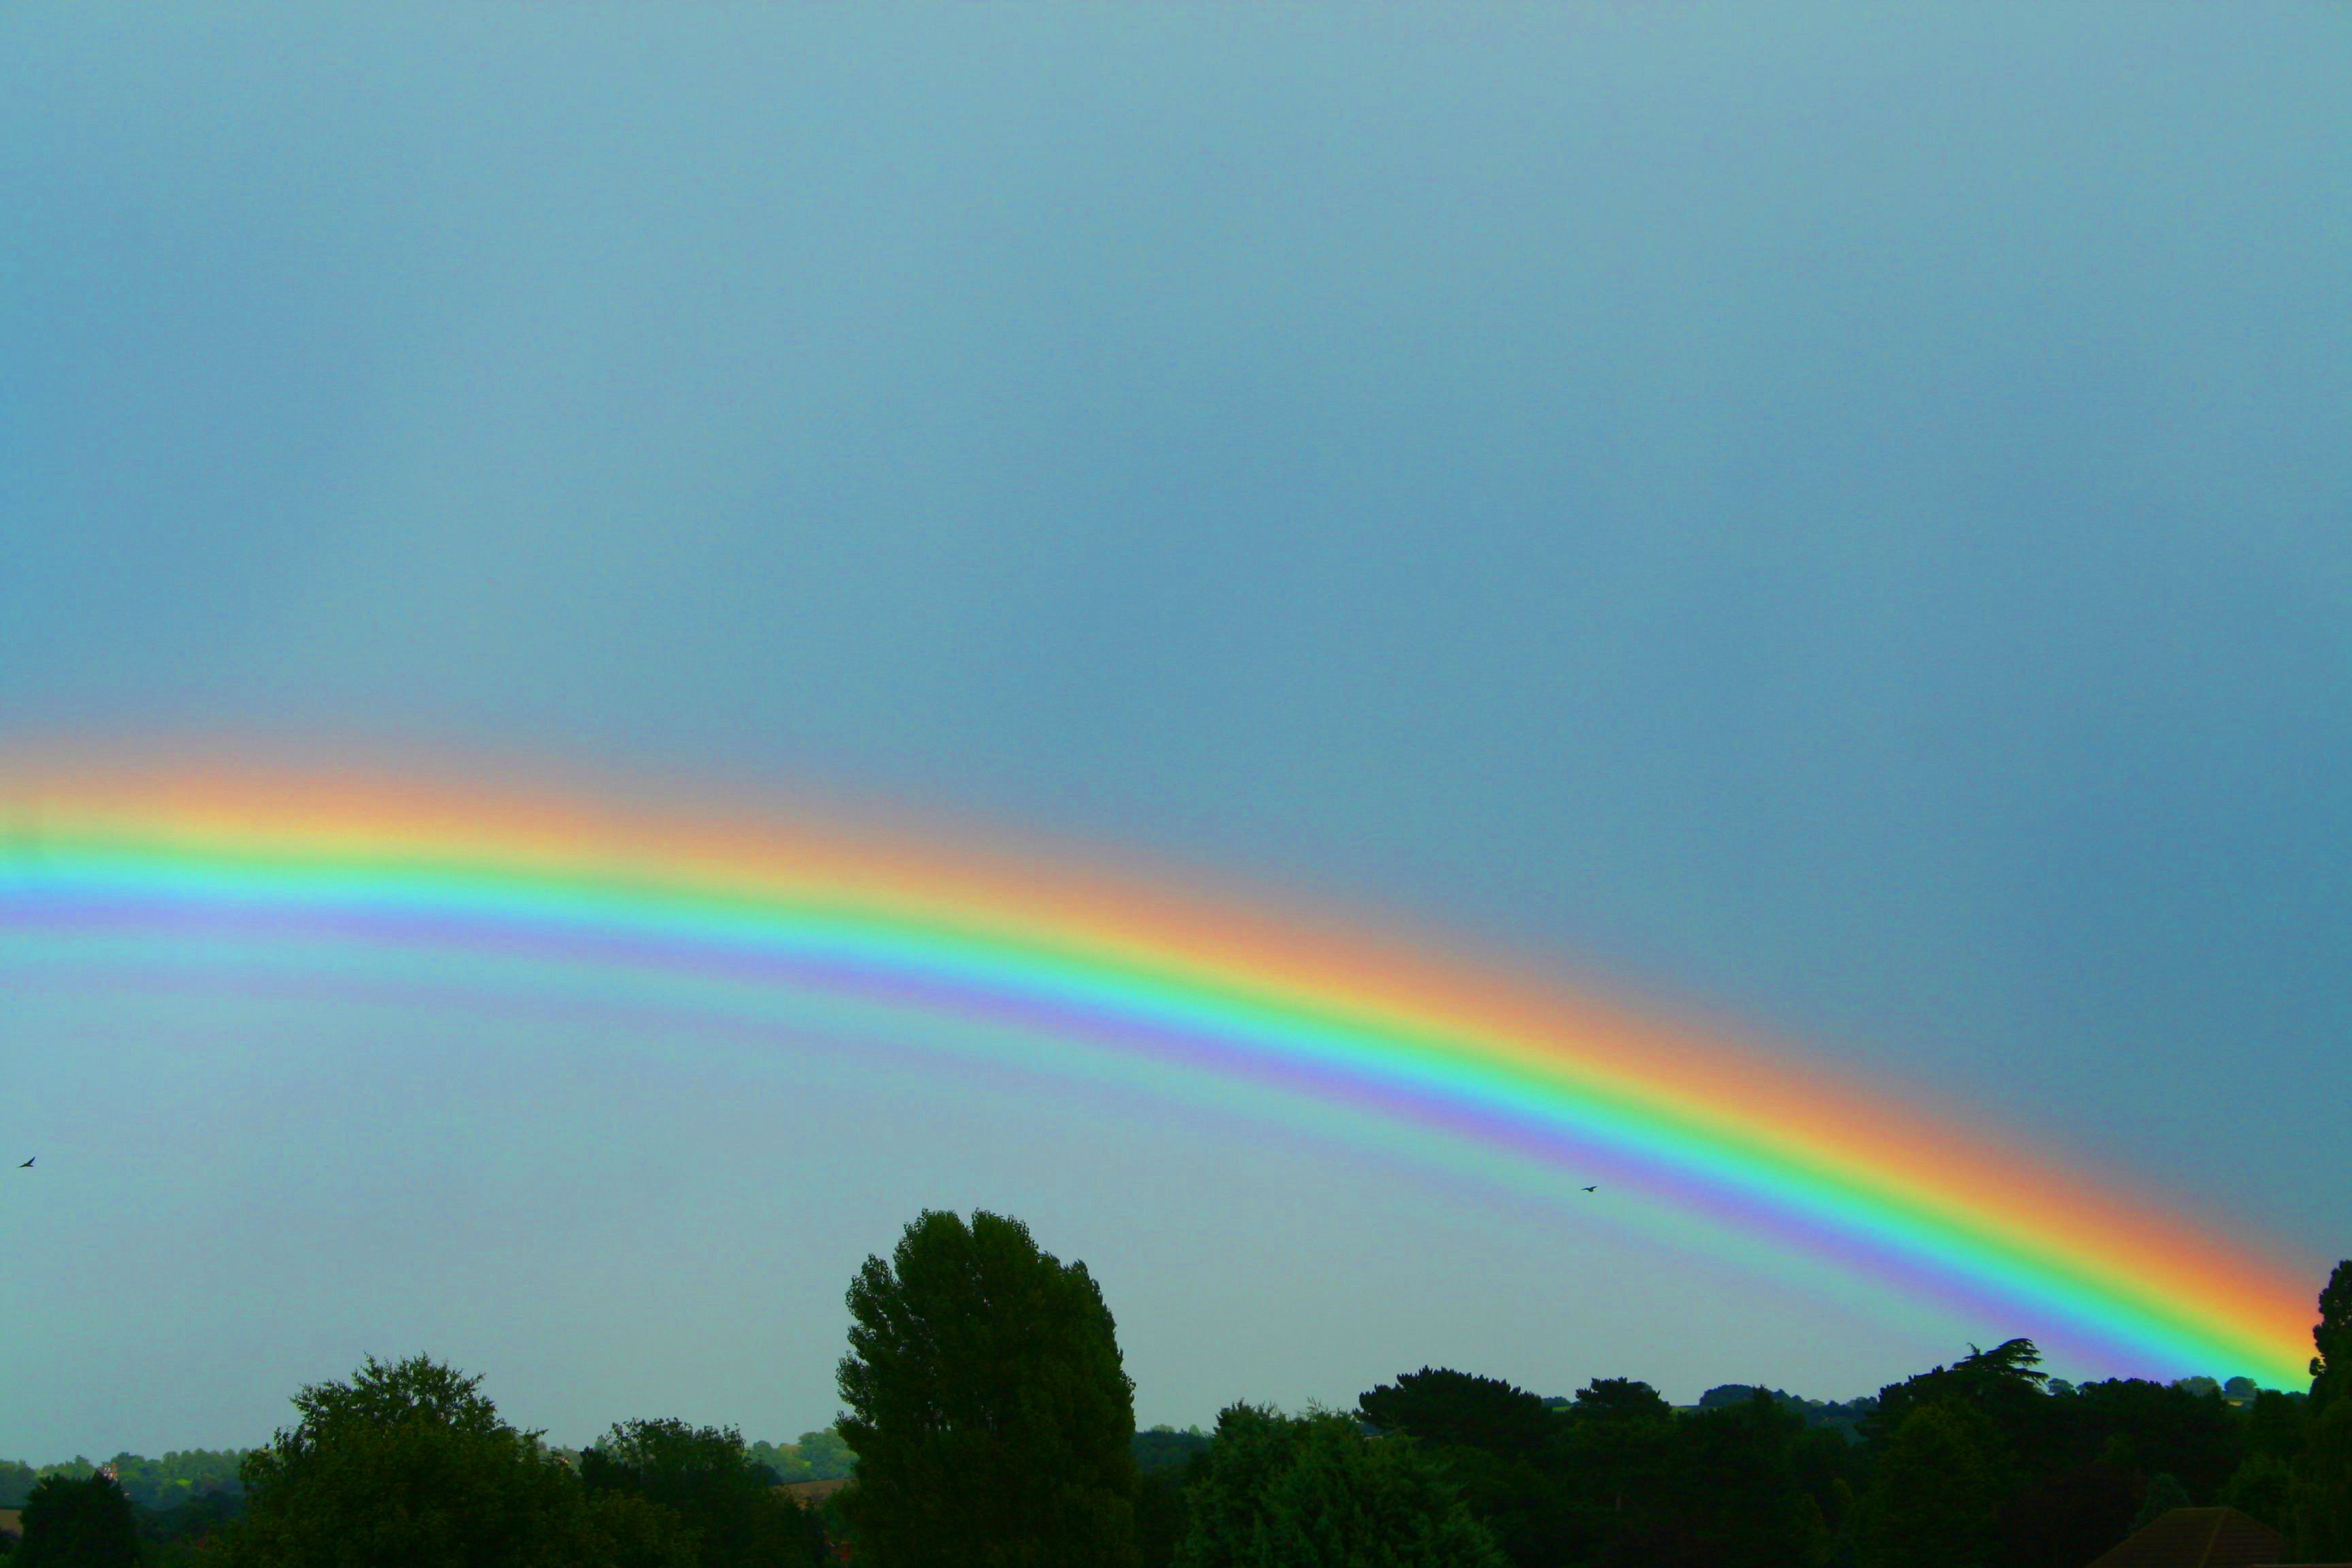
[0,760,2315,1385]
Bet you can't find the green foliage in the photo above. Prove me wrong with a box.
[1993,1462,2138,1568]
[108,1450,248,1512]
[1869,1338,2048,1465]
[1567,1379,1669,1424]
[2221,1450,2294,1531]
[220,1353,597,1568]
[2312,1259,2352,1414]
[1134,1429,1211,1568]
[836,1208,1140,1568]
[1134,1427,1213,1476]
[1,1452,248,1514]
[582,1418,829,1568]
[2063,1377,2241,1500]
[1858,1402,2004,1568]
[1651,1394,1831,1567]
[1360,1370,1555,1457]
[1177,1405,1506,1568]
[1697,1385,1877,1442]
[14,1473,140,1568]
[4,1255,2340,1568]
[1358,1371,1569,1567]
[2293,1396,2352,1561]
[1556,1377,1678,1552]
[582,1490,700,1568]
[747,1429,856,1484]
[2246,1388,2308,1461]
[2131,1471,2191,1529]
[140,1488,248,1567]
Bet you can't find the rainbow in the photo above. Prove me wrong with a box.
[0,756,2317,1386]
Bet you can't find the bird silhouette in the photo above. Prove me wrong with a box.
[17,1158,31,1169]
[1581,1185,1597,1193]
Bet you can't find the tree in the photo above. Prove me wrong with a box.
[2221,1452,2294,1533]
[749,1430,857,1484]
[14,1473,140,1568]
[1177,1405,1505,1568]
[2293,1398,2352,1562]
[582,1419,828,1568]
[2131,1471,2191,1529]
[221,1354,596,1568]
[1134,1429,1213,1568]
[1357,1370,1567,1568]
[1871,1339,2051,1472]
[2060,1378,2240,1501]
[2312,1260,2352,1415]
[1653,1393,1831,1568]
[1995,1463,2138,1568]
[1858,1402,2004,1568]
[836,1209,1139,1568]
[1557,1377,1679,1554]
[1359,1371,1556,1457]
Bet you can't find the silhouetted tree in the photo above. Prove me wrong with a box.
[1134,1431,1213,1568]
[1177,1405,1505,1568]
[2294,1396,2352,1561]
[583,1419,827,1568]
[1358,1369,1569,1567]
[2220,1452,2294,1533]
[1360,1371,1556,1457]
[836,1209,1139,1568]
[1556,1378,1678,1557]
[221,1354,595,1568]
[2131,1471,2191,1529]
[581,1491,699,1568]
[2311,1260,2352,1415]
[1859,1402,2003,1568]
[1871,1339,2050,1475]
[1653,1392,1831,1568]
[1996,1463,2138,1568]
[2245,1388,2308,1464]
[14,1473,140,1568]
[2061,1378,2240,1501]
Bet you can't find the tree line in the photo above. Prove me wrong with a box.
[3,1209,2346,1567]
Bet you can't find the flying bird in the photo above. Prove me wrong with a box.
[1581,1185,1597,1193]
[17,1158,31,1169]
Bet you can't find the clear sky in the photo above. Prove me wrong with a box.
[2,4,2348,1458]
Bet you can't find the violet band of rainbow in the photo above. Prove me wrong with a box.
[0,763,2316,1384]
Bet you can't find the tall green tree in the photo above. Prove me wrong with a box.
[1356,1369,1567,1568]
[2293,1399,2352,1561]
[13,1473,140,1568]
[2310,1260,2352,1414]
[1556,1377,1679,1556]
[1359,1371,1555,1457]
[1870,1339,2050,1471]
[1656,1393,1832,1568]
[1177,1405,1505,1568]
[221,1354,595,1568]
[583,1419,828,1568]
[1859,1402,2004,1568]
[836,1209,1139,1568]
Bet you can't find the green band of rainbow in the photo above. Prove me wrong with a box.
[0,760,2315,1384]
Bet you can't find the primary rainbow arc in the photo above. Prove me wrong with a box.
[0,760,2314,1386]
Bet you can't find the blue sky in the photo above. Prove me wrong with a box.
[2,4,2348,1456]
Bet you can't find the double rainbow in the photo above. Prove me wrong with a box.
[0,757,2314,1385]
